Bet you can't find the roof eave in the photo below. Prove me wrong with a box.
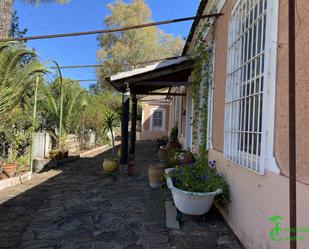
[182,0,209,56]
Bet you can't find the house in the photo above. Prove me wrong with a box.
[169,1,309,249]
[140,95,170,141]
[107,0,309,248]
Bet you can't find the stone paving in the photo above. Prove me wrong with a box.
[0,142,245,249]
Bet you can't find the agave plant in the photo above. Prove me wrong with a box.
[101,109,119,158]
[0,42,46,121]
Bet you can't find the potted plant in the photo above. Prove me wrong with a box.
[165,155,230,216]
[1,131,26,177]
[164,149,179,169]
[101,109,119,173]
[166,126,181,150]
[156,135,168,151]
[157,135,169,161]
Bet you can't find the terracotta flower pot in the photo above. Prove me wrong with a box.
[166,141,181,150]
[158,147,168,162]
[2,162,17,177]
[103,159,119,173]
[148,164,165,189]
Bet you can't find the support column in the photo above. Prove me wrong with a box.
[130,95,137,154]
[120,92,130,164]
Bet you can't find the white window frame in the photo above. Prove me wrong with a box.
[224,0,280,175]
[150,107,166,132]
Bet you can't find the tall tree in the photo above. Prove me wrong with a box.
[0,0,14,38]
[96,0,184,91]
[0,0,70,38]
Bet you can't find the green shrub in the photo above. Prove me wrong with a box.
[49,149,68,160]
[169,126,178,143]
[164,149,180,169]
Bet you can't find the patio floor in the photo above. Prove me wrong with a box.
[0,142,244,249]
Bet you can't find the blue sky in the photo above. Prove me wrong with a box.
[14,0,199,88]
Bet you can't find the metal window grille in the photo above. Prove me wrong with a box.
[153,110,163,128]
[224,0,267,173]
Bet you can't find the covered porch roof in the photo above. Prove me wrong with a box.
[105,56,194,95]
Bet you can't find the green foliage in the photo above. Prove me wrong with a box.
[164,149,179,169]
[41,77,88,137]
[101,109,120,158]
[191,20,213,153]
[0,42,46,121]
[171,154,230,206]
[96,0,184,90]
[16,155,30,175]
[169,126,178,143]
[9,11,28,38]
[49,149,68,160]
[0,43,45,161]
[16,155,29,166]
[83,92,122,142]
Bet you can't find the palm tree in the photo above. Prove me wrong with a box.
[0,43,46,120]
[0,0,70,38]
[101,109,119,158]
[42,78,87,141]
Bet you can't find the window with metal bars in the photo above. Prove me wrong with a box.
[152,110,163,129]
[224,0,267,173]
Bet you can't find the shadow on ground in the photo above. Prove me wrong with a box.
[0,141,244,249]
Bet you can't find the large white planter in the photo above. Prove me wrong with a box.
[165,168,222,216]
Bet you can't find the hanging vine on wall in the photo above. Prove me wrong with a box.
[191,18,214,154]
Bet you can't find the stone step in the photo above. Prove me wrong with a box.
[165,200,180,230]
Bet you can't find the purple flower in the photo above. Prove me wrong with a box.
[216,172,224,178]
[201,174,209,181]
[209,160,216,168]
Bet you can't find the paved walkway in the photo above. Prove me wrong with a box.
[0,142,244,249]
